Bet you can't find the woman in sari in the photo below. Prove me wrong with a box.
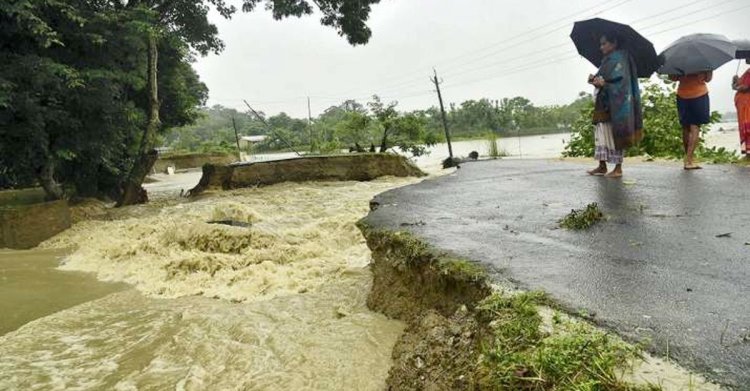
[732,59,750,156]
[587,32,644,178]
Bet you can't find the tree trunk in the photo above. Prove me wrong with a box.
[37,158,64,201]
[117,31,160,207]
[379,129,389,153]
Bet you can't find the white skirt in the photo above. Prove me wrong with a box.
[594,122,623,164]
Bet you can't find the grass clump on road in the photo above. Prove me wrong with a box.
[559,203,604,230]
[475,292,659,391]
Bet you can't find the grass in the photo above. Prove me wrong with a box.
[437,258,487,282]
[476,292,661,391]
[487,132,500,159]
[559,203,604,230]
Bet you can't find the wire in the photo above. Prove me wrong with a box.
[323,0,637,97]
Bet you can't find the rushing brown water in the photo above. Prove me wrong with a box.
[0,249,125,335]
[0,177,420,390]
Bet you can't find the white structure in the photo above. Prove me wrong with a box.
[238,135,268,162]
[239,135,267,149]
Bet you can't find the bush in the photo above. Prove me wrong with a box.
[563,79,737,163]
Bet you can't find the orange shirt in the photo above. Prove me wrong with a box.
[674,73,709,99]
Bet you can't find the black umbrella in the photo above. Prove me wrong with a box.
[734,39,750,59]
[570,18,660,78]
[658,34,736,75]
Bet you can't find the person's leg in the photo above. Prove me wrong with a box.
[588,161,607,175]
[589,123,608,175]
[682,125,690,155]
[605,163,623,178]
[605,149,623,178]
[684,124,702,169]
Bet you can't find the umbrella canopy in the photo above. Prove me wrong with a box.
[734,39,750,59]
[658,34,736,75]
[570,18,660,78]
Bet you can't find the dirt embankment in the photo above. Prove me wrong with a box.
[0,188,71,249]
[358,223,718,391]
[358,224,492,389]
[152,152,237,173]
[189,154,426,195]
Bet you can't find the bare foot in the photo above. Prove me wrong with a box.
[587,167,607,176]
[684,164,702,170]
[604,170,622,178]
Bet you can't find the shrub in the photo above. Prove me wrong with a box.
[563,79,737,163]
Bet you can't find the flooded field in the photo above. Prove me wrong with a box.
[0,177,420,390]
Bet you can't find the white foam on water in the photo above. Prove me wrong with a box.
[2,176,423,390]
[41,178,417,303]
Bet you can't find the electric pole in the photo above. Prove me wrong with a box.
[231,116,242,161]
[243,100,301,157]
[431,68,454,160]
[307,96,314,153]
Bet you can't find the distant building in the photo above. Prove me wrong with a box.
[239,135,267,149]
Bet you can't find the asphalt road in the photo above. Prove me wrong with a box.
[363,159,750,389]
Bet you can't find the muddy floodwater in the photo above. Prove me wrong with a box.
[0,178,420,390]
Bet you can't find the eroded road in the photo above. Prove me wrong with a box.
[363,159,750,389]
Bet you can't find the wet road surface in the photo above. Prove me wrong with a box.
[363,159,750,389]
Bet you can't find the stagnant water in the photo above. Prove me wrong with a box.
[0,178,420,390]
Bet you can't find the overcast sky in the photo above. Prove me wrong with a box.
[193,0,750,118]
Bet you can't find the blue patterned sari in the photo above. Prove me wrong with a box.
[595,49,644,150]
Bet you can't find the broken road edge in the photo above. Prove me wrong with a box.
[356,221,723,390]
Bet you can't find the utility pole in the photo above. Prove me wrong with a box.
[431,68,454,161]
[307,96,314,153]
[231,116,242,161]
[243,100,302,157]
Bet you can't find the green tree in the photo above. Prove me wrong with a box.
[368,95,435,156]
[1,0,383,202]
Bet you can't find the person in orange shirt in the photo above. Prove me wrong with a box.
[670,71,712,170]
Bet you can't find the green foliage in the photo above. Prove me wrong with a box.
[1,0,382,198]
[477,292,657,391]
[436,258,486,282]
[0,0,218,198]
[559,203,604,230]
[564,79,737,163]
[240,0,380,46]
[369,95,437,157]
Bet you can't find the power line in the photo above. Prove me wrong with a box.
[322,0,637,98]
[440,2,746,93]
[368,0,735,96]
